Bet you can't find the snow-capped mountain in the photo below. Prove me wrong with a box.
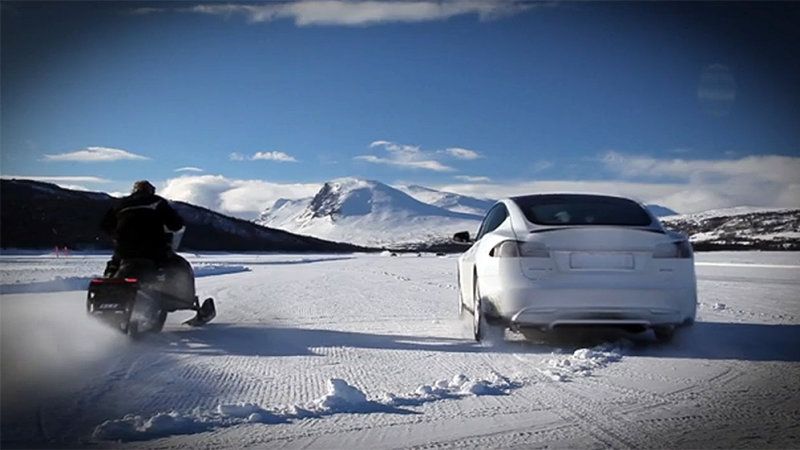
[258,178,483,247]
[661,207,800,250]
[0,179,367,253]
[397,185,495,216]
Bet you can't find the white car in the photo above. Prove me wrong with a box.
[454,193,697,342]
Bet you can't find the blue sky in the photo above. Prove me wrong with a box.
[2,1,799,216]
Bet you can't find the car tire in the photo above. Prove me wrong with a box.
[653,325,675,342]
[473,277,484,342]
[457,268,465,318]
[519,328,547,341]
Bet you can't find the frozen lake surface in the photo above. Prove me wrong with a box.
[1,251,798,448]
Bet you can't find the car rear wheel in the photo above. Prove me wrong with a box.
[457,268,465,318]
[472,278,484,342]
[653,325,675,342]
[519,328,547,341]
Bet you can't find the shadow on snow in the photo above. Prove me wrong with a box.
[156,320,800,362]
[159,324,480,356]
[634,321,800,362]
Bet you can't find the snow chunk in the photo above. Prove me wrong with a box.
[94,374,521,442]
[713,302,727,310]
[460,380,501,395]
[540,343,624,382]
[217,403,262,418]
[450,373,469,388]
[383,371,518,407]
[311,378,369,411]
[92,412,212,441]
[538,369,567,382]
[94,403,284,441]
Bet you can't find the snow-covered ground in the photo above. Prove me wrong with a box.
[1,251,798,448]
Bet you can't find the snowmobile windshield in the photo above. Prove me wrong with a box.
[512,194,653,226]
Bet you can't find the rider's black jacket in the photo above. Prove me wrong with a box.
[101,192,184,259]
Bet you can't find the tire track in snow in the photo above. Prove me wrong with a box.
[527,375,642,449]
[554,359,800,447]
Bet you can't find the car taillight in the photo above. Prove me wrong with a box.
[519,241,550,258]
[490,241,549,258]
[653,241,693,259]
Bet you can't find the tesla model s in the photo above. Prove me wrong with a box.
[454,193,697,342]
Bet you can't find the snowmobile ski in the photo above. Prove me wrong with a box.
[183,297,216,327]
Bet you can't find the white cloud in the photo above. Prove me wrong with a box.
[130,6,162,15]
[602,151,800,185]
[42,147,149,162]
[437,180,684,205]
[355,155,454,172]
[161,175,320,218]
[357,140,455,172]
[454,175,491,183]
[162,175,232,211]
[444,147,482,160]
[252,151,298,162]
[156,1,533,27]
[175,166,204,173]
[533,160,553,172]
[438,153,800,214]
[230,151,298,162]
[368,140,393,148]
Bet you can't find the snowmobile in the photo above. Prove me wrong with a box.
[86,228,216,337]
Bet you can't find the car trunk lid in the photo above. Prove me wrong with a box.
[517,226,672,280]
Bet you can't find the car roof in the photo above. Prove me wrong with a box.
[507,192,643,203]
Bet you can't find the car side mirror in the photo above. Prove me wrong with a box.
[452,231,472,243]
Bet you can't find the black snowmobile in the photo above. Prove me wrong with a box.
[87,230,215,337]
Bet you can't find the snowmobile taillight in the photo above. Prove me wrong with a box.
[89,278,140,285]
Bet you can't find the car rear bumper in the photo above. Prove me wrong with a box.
[489,286,696,329]
[509,306,685,329]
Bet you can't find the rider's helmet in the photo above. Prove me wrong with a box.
[132,180,156,195]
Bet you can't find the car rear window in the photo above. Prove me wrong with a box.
[512,194,653,226]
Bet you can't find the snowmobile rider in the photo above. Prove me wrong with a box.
[101,180,185,277]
